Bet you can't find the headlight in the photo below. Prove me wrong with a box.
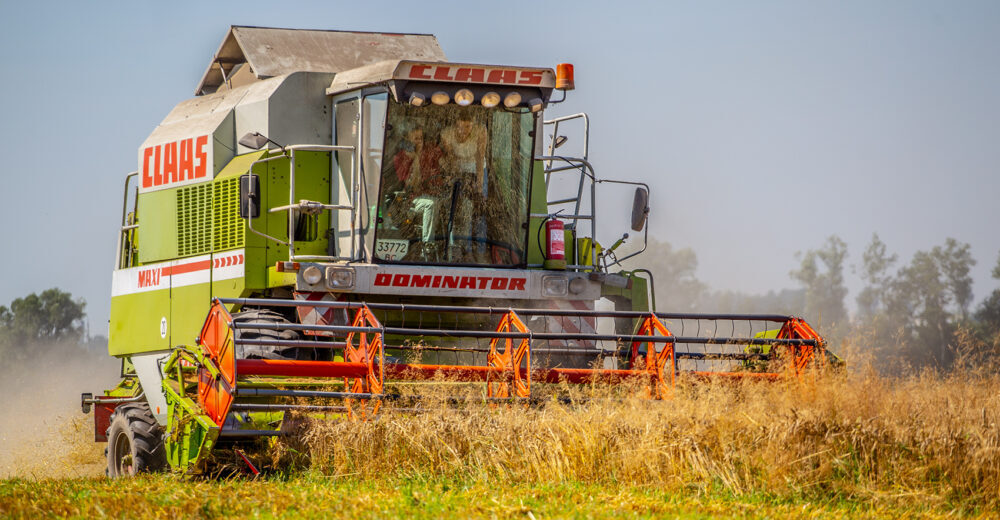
[569,277,587,295]
[408,92,426,106]
[542,275,568,297]
[481,91,500,108]
[431,91,450,105]
[503,92,522,108]
[325,267,355,289]
[302,265,323,285]
[454,88,474,106]
[528,98,544,113]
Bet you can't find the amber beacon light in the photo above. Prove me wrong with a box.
[556,63,575,90]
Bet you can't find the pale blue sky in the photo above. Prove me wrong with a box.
[1,1,998,332]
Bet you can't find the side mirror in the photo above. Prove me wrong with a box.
[630,187,649,231]
[239,132,269,150]
[239,174,260,219]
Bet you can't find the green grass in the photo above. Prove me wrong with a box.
[0,474,983,519]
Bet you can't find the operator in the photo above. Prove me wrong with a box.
[440,114,487,251]
[392,125,444,243]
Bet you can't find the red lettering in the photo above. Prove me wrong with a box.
[454,67,485,82]
[138,268,162,288]
[487,69,517,84]
[153,145,163,186]
[179,138,193,181]
[509,278,526,291]
[412,275,432,288]
[490,278,508,290]
[477,277,490,290]
[518,70,544,85]
[432,276,441,288]
[393,274,411,286]
[141,147,154,188]
[460,276,476,289]
[164,141,179,183]
[408,64,432,79]
[194,135,208,178]
[442,276,458,289]
[433,66,455,81]
[141,136,213,190]
[374,273,391,286]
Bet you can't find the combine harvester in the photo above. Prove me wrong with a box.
[81,26,826,476]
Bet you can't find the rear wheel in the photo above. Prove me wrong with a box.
[105,402,165,478]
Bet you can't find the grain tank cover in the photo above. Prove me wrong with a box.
[196,26,446,95]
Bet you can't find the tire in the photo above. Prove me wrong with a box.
[232,309,323,361]
[106,402,166,478]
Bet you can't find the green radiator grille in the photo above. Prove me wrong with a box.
[176,178,244,257]
[176,184,212,256]
[213,177,244,251]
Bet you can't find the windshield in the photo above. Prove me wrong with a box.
[373,102,534,266]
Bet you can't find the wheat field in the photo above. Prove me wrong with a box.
[3,341,1000,518]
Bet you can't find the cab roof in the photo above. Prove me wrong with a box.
[196,26,446,95]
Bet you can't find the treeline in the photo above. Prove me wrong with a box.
[626,235,1000,371]
[0,288,104,363]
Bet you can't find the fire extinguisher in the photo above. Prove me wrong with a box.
[544,218,566,270]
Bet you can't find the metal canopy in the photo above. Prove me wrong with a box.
[196,26,446,96]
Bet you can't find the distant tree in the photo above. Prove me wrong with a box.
[855,234,897,318]
[878,238,977,367]
[790,235,848,329]
[933,238,975,320]
[975,292,1000,338]
[0,288,87,350]
[622,238,707,312]
[890,250,952,365]
[974,250,1000,347]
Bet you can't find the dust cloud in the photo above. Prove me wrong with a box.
[0,344,120,479]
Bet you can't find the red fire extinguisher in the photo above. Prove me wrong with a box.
[544,218,566,269]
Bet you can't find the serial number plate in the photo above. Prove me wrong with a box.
[376,239,409,261]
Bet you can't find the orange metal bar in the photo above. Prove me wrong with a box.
[197,300,237,426]
[487,311,531,398]
[343,305,384,418]
[625,315,675,399]
[777,317,825,378]
[199,300,236,386]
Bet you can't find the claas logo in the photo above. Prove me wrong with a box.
[141,136,210,190]
[406,65,545,86]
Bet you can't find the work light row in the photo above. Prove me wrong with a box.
[408,89,543,112]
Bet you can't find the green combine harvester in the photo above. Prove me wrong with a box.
[81,26,826,477]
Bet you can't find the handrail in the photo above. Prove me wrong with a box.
[543,113,590,186]
[534,155,598,270]
[246,144,357,261]
[115,171,139,270]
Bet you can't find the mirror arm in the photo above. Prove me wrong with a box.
[594,179,651,266]
[611,220,648,266]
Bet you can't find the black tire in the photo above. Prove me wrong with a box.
[232,309,323,361]
[106,402,166,478]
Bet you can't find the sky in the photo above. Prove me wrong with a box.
[0,0,998,333]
